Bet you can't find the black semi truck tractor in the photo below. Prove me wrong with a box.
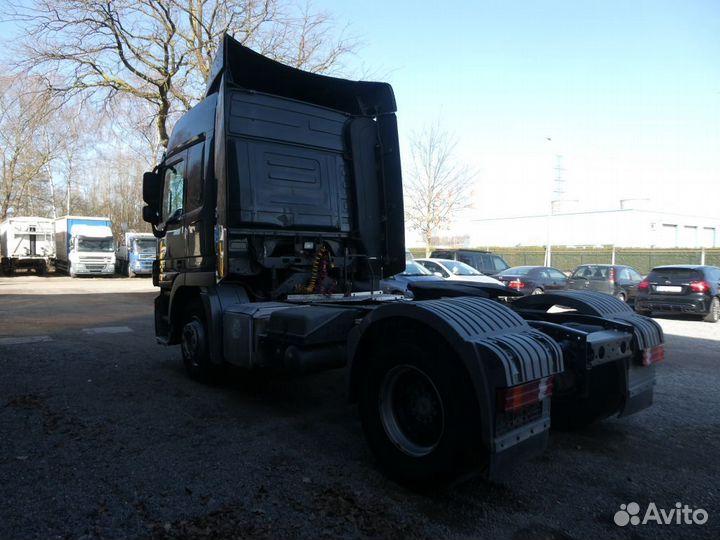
[142,35,664,487]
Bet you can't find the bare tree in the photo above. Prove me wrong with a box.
[6,0,358,148]
[404,123,476,257]
[0,74,58,219]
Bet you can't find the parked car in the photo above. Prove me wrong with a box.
[429,249,510,276]
[635,265,720,322]
[496,266,568,295]
[567,264,644,302]
[380,259,443,296]
[415,258,504,285]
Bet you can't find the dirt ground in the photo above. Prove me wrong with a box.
[1,276,718,539]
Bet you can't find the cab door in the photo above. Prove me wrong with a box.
[158,154,186,286]
[183,142,207,272]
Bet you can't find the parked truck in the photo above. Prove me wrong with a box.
[141,35,664,487]
[54,216,115,277]
[0,216,55,275]
[116,232,157,277]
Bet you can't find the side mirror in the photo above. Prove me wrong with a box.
[142,205,160,225]
[143,171,161,204]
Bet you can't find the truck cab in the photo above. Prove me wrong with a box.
[54,216,116,277]
[116,232,157,277]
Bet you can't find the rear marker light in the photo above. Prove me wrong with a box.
[508,280,526,290]
[497,376,554,413]
[642,344,665,366]
[638,279,650,290]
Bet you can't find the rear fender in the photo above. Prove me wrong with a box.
[512,290,663,418]
[511,290,664,351]
[347,297,564,448]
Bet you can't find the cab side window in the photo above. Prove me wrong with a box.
[185,143,204,212]
[163,160,185,220]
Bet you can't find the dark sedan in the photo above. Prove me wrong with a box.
[567,264,644,302]
[635,265,720,322]
[380,260,443,296]
[496,266,568,295]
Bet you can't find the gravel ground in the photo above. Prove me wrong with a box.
[0,276,718,539]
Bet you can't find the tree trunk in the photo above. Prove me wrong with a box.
[157,86,171,149]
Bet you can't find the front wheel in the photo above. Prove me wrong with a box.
[615,292,626,302]
[181,303,218,381]
[704,297,720,323]
[126,263,135,278]
[358,335,484,489]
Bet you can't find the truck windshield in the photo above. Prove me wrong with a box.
[77,237,114,252]
[134,239,156,253]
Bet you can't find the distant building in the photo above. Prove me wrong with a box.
[467,209,720,248]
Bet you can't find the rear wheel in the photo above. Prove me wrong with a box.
[181,302,219,381]
[532,287,543,295]
[358,334,484,489]
[704,297,720,323]
[126,262,135,278]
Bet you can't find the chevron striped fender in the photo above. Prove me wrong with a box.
[511,290,664,351]
[348,296,564,399]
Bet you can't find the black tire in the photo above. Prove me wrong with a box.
[181,302,219,382]
[704,297,720,323]
[358,334,484,489]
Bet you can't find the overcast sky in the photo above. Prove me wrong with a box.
[320,0,720,225]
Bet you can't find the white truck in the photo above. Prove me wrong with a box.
[115,232,156,277]
[0,216,55,275]
[54,216,115,277]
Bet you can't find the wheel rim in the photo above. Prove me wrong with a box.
[181,319,204,367]
[532,288,543,295]
[379,364,445,457]
[617,293,626,302]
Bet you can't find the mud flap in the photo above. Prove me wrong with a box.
[619,362,656,417]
